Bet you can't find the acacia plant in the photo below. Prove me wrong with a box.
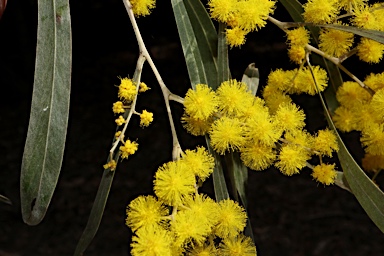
[17,0,384,255]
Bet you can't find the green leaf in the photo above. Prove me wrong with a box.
[335,171,351,192]
[171,0,218,89]
[241,63,259,96]
[20,0,71,226]
[278,0,304,23]
[217,22,230,85]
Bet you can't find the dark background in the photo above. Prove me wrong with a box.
[1,0,384,255]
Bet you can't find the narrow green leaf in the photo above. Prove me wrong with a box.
[171,0,206,88]
[319,91,384,233]
[278,0,304,23]
[335,171,351,192]
[217,22,230,85]
[316,24,384,45]
[184,0,218,89]
[20,0,71,225]
[241,63,259,96]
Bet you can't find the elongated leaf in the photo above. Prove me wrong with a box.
[242,63,259,96]
[184,0,218,89]
[20,0,71,225]
[319,93,384,233]
[217,22,230,85]
[335,171,351,192]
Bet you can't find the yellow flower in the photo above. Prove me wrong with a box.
[312,129,339,157]
[370,89,384,119]
[240,142,276,171]
[275,144,310,176]
[130,0,156,17]
[181,113,213,136]
[339,0,367,11]
[263,86,293,114]
[208,0,237,23]
[286,27,310,47]
[112,101,125,114]
[118,77,137,102]
[216,79,254,117]
[332,106,356,132]
[184,84,218,120]
[115,115,126,126]
[284,129,314,149]
[209,117,246,154]
[103,160,117,171]
[234,0,276,32]
[364,72,384,91]
[357,38,384,64]
[214,199,247,238]
[244,111,282,146]
[126,195,169,232]
[288,45,306,64]
[219,234,257,256]
[139,82,150,92]
[239,97,268,121]
[181,147,215,182]
[120,139,139,159]
[352,5,379,30]
[187,242,217,255]
[226,27,247,48]
[266,69,294,92]
[362,153,384,171]
[131,226,173,256]
[153,161,196,206]
[336,81,371,108]
[361,123,384,155]
[294,66,328,95]
[274,102,306,132]
[319,27,354,57]
[303,0,340,24]
[352,103,380,131]
[311,163,337,185]
[140,109,154,127]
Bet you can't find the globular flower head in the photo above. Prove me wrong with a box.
[118,77,137,102]
[275,144,310,176]
[184,84,218,120]
[336,81,372,109]
[357,38,384,64]
[312,163,337,185]
[319,27,354,57]
[216,79,254,117]
[240,141,276,171]
[214,199,247,238]
[126,195,169,232]
[332,106,357,132]
[286,27,310,47]
[294,66,328,95]
[312,129,339,157]
[273,102,306,133]
[208,0,237,23]
[130,226,173,256]
[288,45,306,64]
[112,101,125,114]
[187,242,217,255]
[209,117,246,154]
[361,123,384,155]
[181,147,215,182]
[364,72,384,92]
[234,0,276,32]
[140,109,154,127]
[362,153,384,171]
[139,82,150,93]
[120,139,139,159]
[226,27,247,48]
[352,5,379,30]
[115,115,126,126]
[302,0,340,24]
[130,0,156,17]
[181,114,213,136]
[339,0,367,11]
[370,88,384,119]
[219,234,257,256]
[103,160,117,171]
[153,161,196,206]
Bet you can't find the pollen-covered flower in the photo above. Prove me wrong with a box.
[209,117,246,154]
[130,0,156,17]
[332,106,356,132]
[219,234,257,256]
[140,109,154,127]
[187,242,217,255]
[115,115,126,126]
[288,45,306,64]
[139,82,150,93]
[352,5,378,30]
[311,163,337,185]
[312,129,339,157]
[103,159,117,171]
[112,101,125,114]
[339,0,367,11]
[361,123,384,155]
[126,195,169,232]
[240,142,276,171]
[336,81,371,108]
[120,139,139,159]
[275,144,310,176]
[357,38,384,64]
[263,85,293,114]
[274,102,306,132]
[208,0,237,23]
[181,113,213,136]
[153,161,196,206]
[319,27,354,57]
[244,111,282,146]
[362,153,384,171]
[226,27,247,48]
[118,77,137,102]
[284,129,314,149]
[214,199,247,238]
[131,226,173,256]
[216,79,254,117]
[370,88,384,119]
[181,147,215,181]
[286,27,310,47]
[364,72,384,91]
[303,0,340,24]
[294,66,328,95]
[184,84,218,120]
[234,0,276,32]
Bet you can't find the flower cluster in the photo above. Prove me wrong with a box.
[126,147,256,255]
[302,0,384,63]
[103,77,152,171]
[130,0,156,17]
[333,72,384,173]
[207,0,276,47]
[183,78,339,185]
